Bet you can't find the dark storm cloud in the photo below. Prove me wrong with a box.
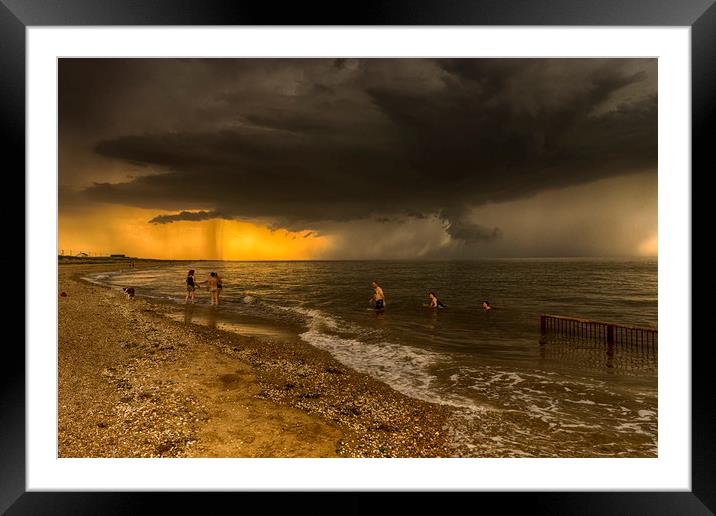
[62,58,657,243]
[148,210,232,225]
[438,205,501,243]
[443,220,502,243]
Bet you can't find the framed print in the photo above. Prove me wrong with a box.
[5,0,713,513]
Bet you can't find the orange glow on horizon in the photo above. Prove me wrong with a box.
[59,206,329,260]
[637,233,658,257]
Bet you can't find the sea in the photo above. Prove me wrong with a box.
[85,258,658,457]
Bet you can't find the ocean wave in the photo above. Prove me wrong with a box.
[82,275,123,289]
[303,328,483,411]
[288,306,481,411]
[278,305,341,330]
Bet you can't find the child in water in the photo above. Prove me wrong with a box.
[482,301,492,311]
[428,292,446,308]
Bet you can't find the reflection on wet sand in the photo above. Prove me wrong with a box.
[205,307,217,329]
[183,304,194,325]
[172,306,296,341]
[181,303,216,328]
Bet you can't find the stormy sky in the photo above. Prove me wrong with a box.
[59,58,657,259]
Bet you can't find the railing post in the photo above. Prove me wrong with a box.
[607,324,615,346]
[540,315,547,335]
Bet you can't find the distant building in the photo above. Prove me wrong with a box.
[76,252,88,257]
[110,254,126,258]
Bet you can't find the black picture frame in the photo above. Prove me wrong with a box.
[4,0,712,513]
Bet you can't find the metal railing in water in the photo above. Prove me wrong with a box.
[540,314,657,352]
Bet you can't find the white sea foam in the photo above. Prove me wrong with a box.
[564,399,597,405]
[292,306,480,410]
[81,275,123,290]
[81,276,105,286]
[284,306,341,330]
[560,422,599,429]
[613,422,653,436]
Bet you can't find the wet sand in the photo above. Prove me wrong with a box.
[58,261,456,457]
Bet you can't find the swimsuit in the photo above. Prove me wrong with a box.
[375,299,384,310]
[187,277,196,291]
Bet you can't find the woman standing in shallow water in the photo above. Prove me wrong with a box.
[185,269,197,304]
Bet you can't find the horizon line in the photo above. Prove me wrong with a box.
[58,255,658,262]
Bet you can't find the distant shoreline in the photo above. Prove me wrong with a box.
[59,255,658,264]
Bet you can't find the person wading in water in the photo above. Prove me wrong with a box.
[185,269,197,304]
[370,281,385,311]
[428,291,446,308]
[206,272,220,306]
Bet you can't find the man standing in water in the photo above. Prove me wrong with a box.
[370,281,385,310]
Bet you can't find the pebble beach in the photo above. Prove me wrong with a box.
[58,261,459,458]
